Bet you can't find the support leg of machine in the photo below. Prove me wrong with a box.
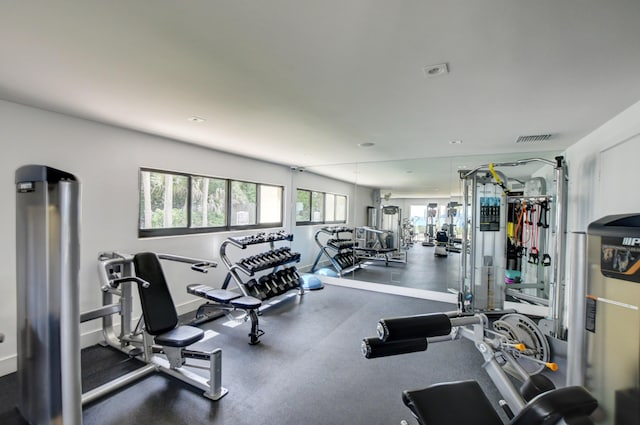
[248,309,263,345]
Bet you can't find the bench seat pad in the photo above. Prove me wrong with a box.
[402,380,502,425]
[230,296,262,309]
[155,325,204,348]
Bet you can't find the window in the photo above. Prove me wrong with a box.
[296,189,347,225]
[139,170,189,230]
[231,181,257,226]
[311,191,324,222]
[191,176,226,228]
[139,168,283,237]
[335,195,347,221]
[259,185,283,224]
[325,193,335,222]
[296,189,311,222]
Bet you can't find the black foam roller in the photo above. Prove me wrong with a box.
[361,337,428,359]
[377,313,452,342]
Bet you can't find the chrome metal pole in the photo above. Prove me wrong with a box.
[16,165,82,425]
[552,156,568,338]
[566,231,587,386]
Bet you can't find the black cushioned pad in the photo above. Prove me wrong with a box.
[187,284,241,303]
[402,380,503,425]
[510,386,597,425]
[186,284,212,297]
[154,325,204,348]
[204,289,242,303]
[230,296,262,309]
[134,252,179,335]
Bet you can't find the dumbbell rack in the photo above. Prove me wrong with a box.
[310,226,361,276]
[220,231,304,301]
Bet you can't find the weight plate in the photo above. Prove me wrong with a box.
[493,313,550,375]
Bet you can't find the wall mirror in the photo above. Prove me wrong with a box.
[294,150,563,305]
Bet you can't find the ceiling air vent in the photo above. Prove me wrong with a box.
[515,134,553,144]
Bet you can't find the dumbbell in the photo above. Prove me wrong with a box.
[245,278,265,299]
[272,270,288,292]
[288,268,302,289]
[258,275,276,297]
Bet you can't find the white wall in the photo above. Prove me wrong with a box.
[565,99,640,231]
[0,99,365,375]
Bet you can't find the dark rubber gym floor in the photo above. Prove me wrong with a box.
[0,281,504,425]
[342,243,461,293]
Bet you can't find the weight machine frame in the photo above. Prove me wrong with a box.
[80,251,227,404]
[459,157,568,338]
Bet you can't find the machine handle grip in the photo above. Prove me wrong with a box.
[109,276,150,289]
[361,337,428,359]
[191,262,214,273]
[377,313,452,342]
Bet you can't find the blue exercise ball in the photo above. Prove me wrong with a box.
[301,273,324,290]
[314,267,338,277]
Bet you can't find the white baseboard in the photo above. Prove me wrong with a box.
[319,275,459,304]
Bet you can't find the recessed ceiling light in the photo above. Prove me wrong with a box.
[423,63,449,78]
[449,140,462,145]
[457,165,468,169]
[358,142,375,148]
[187,116,206,123]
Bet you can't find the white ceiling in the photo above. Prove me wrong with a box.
[1,1,640,195]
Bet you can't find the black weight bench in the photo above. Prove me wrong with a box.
[186,284,264,345]
[403,380,597,425]
[133,252,228,400]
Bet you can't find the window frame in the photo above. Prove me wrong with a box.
[138,168,284,238]
[295,188,348,226]
[295,189,312,224]
[258,183,285,227]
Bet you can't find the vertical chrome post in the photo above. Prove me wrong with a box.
[551,156,568,337]
[566,231,587,386]
[460,175,469,300]
[16,165,82,425]
[470,173,479,310]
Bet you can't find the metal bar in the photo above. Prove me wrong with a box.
[566,231,587,386]
[81,364,157,405]
[152,356,228,401]
[470,174,478,309]
[80,303,121,323]
[461,177,470,306]
[483,352,526,413]
[59,180,83,425]
[157,253,217,267]
[449,315,484,328]
[207,349,226,400]
[460,158,556,179]
[551,156,568,337]
[505,289,550,306]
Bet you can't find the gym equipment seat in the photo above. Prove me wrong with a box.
[133,252,227,399]
[402,380,597,425]
[134,252,205,349]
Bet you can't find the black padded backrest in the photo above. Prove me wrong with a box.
[133,252,178,335]
[403,380,503,425]
[510,386,597,425]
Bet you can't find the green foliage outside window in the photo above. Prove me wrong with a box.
[191,176,226,227]
[296,190,311,222]
[140,171,188,229]
[139,169,283,236]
